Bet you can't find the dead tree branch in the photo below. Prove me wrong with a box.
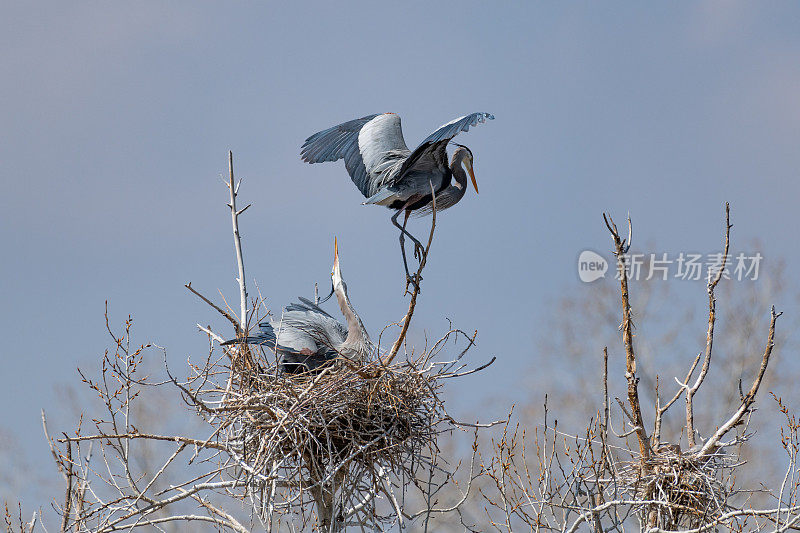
[226,151,248,330]
[686,201,732,447]
[698,306,782,458]
[480,204,795,532]
[604,212,651,467]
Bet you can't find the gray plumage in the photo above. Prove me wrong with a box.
[302,112,493,282]
[301,114,382,197]
[221,241,374,373]
[301,112,492,206]
[413,145,475,217]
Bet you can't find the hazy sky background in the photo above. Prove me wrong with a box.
[2,1,800,501]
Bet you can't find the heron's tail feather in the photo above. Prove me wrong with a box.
[220,322,276,346]
[220,336,266,346]
[363,187,395,206]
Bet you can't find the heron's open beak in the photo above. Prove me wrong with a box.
[320,238,341,304]
[465,159,479,194]
[332,237,341,282]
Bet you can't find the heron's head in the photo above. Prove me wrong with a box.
[452,143,478,194]
[331,237,345,292]
[316,238,345,305]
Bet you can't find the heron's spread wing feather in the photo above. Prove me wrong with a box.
[356,114,410,195]
[419,112,494,147]
[301,114,379,198]
[399,112,494,178]
[301,114,379,163]
[301,113,411,198]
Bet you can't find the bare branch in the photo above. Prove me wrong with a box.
[686,201,732,446]
[604,212,651,467]
[698,306,782,458]
[227,151,248,329]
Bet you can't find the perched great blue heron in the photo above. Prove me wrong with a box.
[222,240,374,373]
[301,112,493,283]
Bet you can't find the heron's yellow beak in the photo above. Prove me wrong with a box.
[465,158,478,194]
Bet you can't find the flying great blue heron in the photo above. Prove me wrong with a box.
[301,112,494,284]
[222,239,373,373]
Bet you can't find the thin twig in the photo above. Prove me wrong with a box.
[185,282,240,334]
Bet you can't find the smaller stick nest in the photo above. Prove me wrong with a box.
[220,358,446,480]
[618,445,731,529]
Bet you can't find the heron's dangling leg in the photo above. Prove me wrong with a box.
[391,208,423,290]
[402,209,426,261]
[392,209,413,282]
[402,209,426,292]
[391,207,425,258]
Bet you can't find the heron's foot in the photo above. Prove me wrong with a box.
[413,241,425,261]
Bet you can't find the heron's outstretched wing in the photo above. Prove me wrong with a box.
[301,113,410,198]
[418,112,494,147]
[398,112,494,178]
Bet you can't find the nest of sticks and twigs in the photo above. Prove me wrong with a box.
[218,357,443,477]
[617,445,733,529]
[176,324,495,528]
[177,332,490,529]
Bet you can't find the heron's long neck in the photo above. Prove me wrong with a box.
[449,152,469,192]
[334,285,371,349]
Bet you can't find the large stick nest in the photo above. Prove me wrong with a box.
[180,325,484,527]
[206,355,453,487]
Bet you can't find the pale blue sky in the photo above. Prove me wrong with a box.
[2,2,799,500]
